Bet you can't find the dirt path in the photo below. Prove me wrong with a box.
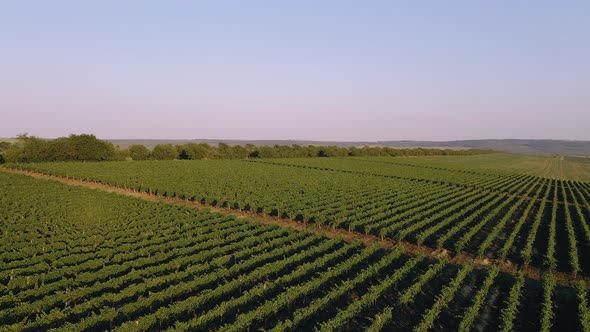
[1,167,587,288]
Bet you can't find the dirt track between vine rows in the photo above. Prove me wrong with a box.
[2,167,587,288]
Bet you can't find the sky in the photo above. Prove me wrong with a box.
[1,1,589,141]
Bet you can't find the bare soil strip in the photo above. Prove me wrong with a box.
[2,167,587,288]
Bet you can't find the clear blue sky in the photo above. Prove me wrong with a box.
[1,1,589,141]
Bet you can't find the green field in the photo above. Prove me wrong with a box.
[383,153,590,181]
[10,154,590,275]
[3,153,590,330]
[1,171,588,331]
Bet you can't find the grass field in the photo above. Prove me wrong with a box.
[2,153,590,331]
[352,153,590,181]
[383,153,590,181]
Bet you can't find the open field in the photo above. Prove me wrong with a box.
[351,153,590,181]
[1,171,589,331]
[3,153,590,330]
[9,155,590,276]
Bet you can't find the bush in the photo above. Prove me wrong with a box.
[151,144,177,160]
[129,145,150,160]
[4,134,116,163]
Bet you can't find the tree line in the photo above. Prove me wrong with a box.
[0,134,493,163]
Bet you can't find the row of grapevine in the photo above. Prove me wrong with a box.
[521,179,552,266]
[413,264,474,332]
[214,244,384,332]
[317,256,424,331]
[457,266,500,331]
[10,157,589,274]
[366,259,447,331]
[1,171,588,331]
[579,282,590,332]
[476,177,542,257]
[540,273,556,332]
[562,180,581,275]
[498,271,525,332]
[499,179,547,259]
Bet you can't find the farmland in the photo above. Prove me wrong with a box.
[370,154,590,182]
[9,154,590,276]
[2,153,590,331]
[0,170,588,331]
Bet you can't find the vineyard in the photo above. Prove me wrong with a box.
[1,171,589,331]
[9,156,590,277]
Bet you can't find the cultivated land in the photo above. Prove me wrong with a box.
[389,154,590,182]
[106,139,590,156]
[2,153,590,331]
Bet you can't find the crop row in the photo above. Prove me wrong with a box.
[1,171,589,331]
[9,158,590,275]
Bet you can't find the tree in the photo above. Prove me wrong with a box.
[151,144,177,160]
[0,141,12,152]
[231,145,249,159]
[0,133,493,163]
[177,143,213,160]
[348,147,362,156]
[65,134,116,161]
[318,145,347,157]
[304,145,320,157]
[244,144,257,153]
[114,146,131,160]
[2,133,116,162]
[128,144,150,160]
[257,146,278,158]
[3,134,52,162]
[48,137,75,161]
[217,143,232,159]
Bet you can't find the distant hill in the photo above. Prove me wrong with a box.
[107,139,590,156]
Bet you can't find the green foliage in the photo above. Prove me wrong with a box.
[10,155,590,276]
[0,141,12,152]
[477,177,540,257]
[499,271,525,332]
[113,146,130,161]
[540,273,556,332]
[521,180,552,266]
[3,134,116,162]
[458,267,499,332]
[545,180,559,270]
[3,134,51,162]
[560,180,580,275]
[319,255,423,331]
[399,259,447,304]
[68,134,116,161]
[151,144,177,160]
[318,146,348,157]
[500,178,546,259]
[172,142,491,160]
[128,144,150,160]
[0,168,586,331]
[176,143,217,160]
[414,264,473,332]
[256,145,278,158]
[578,281,590,332]
[2,133,493,163]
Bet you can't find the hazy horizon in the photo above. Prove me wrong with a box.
[4,136,590,144]
[2,1,589,141]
